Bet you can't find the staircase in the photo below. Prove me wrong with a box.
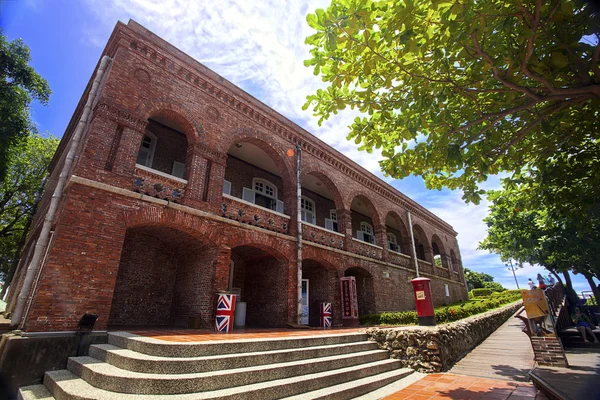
[19,331,415,400]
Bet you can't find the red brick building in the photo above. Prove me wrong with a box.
[6,20,467,333]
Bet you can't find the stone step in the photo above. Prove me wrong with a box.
[280,368,414,400]
[67,349,390,395]
[22,358,402,400]
[89,340,379,374]
[18,385,54,400]
[108,331,369,357]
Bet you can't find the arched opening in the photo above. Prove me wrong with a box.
[136,117,189,180]
[302,259,340,327]
[108,226,218,328]
[450,249,458,273]
[412,224,430,262]
[351,195,379,245]
[431,234,446,268]
[301,172,343,232]
[224,141,289,215]
[385,212,410,255]
[344,267,375,316]
[229,245,288,327]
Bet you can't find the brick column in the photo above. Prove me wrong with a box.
[182,143,209,209]
[374,224,388,261]
[530,337,569,367]
[337,208,352,251]
[442,255,453,277]
[424,245,435,266]
[213,246,232,292]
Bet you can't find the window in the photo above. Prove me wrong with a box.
[325,210,338,232]
[434,254,443,267]
[171,161,185,179]
[242,178,284,213]
[300,197,316,224]
[136,130,157,167]
[387,232,399,252]
[357,221,375,244]
[445,284,450,297]
[223,179,232,195]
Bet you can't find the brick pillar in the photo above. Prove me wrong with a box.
[288,256,299,323]
[424,245,435,266]
[205,160,226,214]
[374,224,388,261]
[442,255,453,277]
[530,337,569,367]
[213,246,232,292]
[182,143,209,209]
[337,208,352,251]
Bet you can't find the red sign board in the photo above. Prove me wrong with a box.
[340,277,358,322]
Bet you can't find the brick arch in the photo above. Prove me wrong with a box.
[384,210,410,238]
[123,207,222,247]
[431,233,447,256]
[136,98,204,145]
[222,130,295,199]
[302,169,346,211]
[412,223,429,245]
[227,232,294,263]
[349,193,382,227]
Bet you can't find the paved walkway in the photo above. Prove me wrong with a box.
[384,372,547,400]
[449,312,534,381]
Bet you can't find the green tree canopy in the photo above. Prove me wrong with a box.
[464,268,496,289]
[304,0,600,203]
[0,30,51,181]
[0,133,58,290]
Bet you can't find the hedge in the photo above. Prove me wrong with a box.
[470,288,493,297]
[359,290,522,326]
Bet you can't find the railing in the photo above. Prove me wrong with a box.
[302,222,345,250]
[388,250,412,269]
[351,238,383,260]
[133,165,186,203]
[544,284,573,333]
[221,194,290,234]
[417,260,433,275]
[435,266,451,279]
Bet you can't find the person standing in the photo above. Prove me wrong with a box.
[528,279,535,290]
[537,273,546,290]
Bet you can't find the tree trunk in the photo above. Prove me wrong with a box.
[563,270,578,311]
[583,272,600,303]
[563,271,573,292]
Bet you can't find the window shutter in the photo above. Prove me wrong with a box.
[171,161,185,179]
[242,187,255,203]
[223,180,231,195]
[325,218,334,231]
[276,199,284,213]
[357,231,364,242]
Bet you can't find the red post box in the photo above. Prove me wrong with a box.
[411,277,436,326]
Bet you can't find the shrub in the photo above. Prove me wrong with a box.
[360,290,523,326]
[471,288,493,297]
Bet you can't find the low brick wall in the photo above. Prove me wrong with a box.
[365,301,523,373]
[530,336,568,367]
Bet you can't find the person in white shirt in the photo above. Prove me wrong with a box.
[528,279,535,290]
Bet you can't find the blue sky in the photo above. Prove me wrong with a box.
[2,0,596,294]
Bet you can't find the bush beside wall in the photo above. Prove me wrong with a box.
[365,301,523,373]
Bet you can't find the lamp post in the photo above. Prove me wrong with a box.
[505,259,520,289]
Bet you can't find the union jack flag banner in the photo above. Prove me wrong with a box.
[215,293,236,333]
[320,302,332,328]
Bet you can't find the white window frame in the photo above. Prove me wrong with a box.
[136,130,157,168]
[223,179,232,195]
[300,196,316,224]
[387,232,399,252]
[325,209,338,232]
[252,178,277,199]
[358,221,375,244]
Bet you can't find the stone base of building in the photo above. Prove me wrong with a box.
[0,331,108,397]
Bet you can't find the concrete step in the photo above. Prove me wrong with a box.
[89,340,379,374]
[67,349,390,394]
[18,385,54,400]
[27,358,402,400]
[280,368,414,400]
[108,331,370,357]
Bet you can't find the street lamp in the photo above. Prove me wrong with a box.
[505,259,520,289]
